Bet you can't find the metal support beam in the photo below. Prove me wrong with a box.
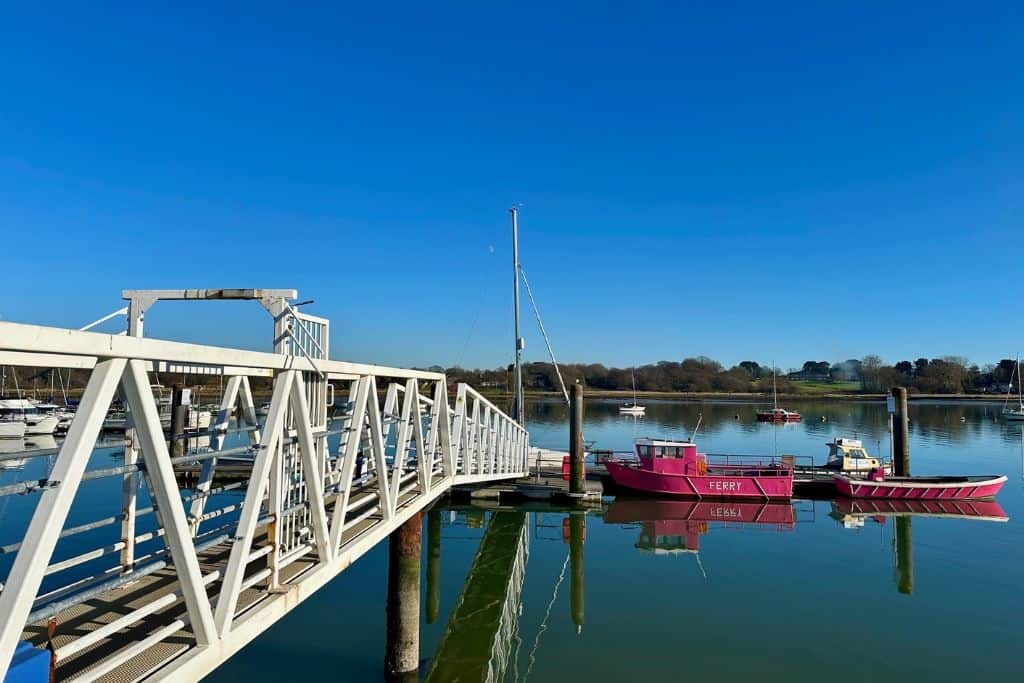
[0,358,126,680]
[122,359,217,646]
[214,370,294,637]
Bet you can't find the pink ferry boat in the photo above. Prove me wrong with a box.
[605,438,793,499]
[833,469,1006,501]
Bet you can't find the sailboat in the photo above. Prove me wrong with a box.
[756,363,801,422]
[1002,355,1024,421]
[619,369,645,415]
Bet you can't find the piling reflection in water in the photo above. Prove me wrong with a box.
[568,512,585,634]
[894,515,914,596]
[426,510,529,683]
[828,498,1007,596]
[426,508,442,625]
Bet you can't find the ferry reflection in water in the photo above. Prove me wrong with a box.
[604,498,796,567]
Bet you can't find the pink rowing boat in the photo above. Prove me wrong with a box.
[605,438,793,499]
[833,468,1006,501]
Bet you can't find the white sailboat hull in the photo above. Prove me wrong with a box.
[25,414,59,436]
[621,369,645,415]
[1003,356,1024,421]
[0,421,27,439]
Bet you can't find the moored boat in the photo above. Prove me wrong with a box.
[823,437,889,473]
[0,417,26,440]
[0,399,59,436]
[33,401,76,432]
[756,364,800,422]
[1001,355,1024,421]
[833,469,1006,501]
[619,369,645,415]
[605,437,793,499]
[756,407,802,423]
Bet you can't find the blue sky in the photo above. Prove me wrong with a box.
[1,2,1021,371]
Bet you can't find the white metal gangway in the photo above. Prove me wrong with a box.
[0,294,528,682]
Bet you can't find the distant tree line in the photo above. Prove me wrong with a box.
[2,356,1018,400]
[440,356,1022,395]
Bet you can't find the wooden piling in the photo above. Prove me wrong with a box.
[385,512,421,681]
[426,508,441,625]
[569,383,585,495]
[169,383,187,459]
[891,387,910,476]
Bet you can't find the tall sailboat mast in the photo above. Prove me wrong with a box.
[1017,355,1022,410]
[772,362,778,411]
[511,207,524,424]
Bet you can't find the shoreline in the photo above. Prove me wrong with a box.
[481,389,1010,403]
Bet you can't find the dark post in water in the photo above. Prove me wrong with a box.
[385,512,422,681]
[894,515,914,595]
[891,387,910,476]
[169,383,187,459]
[569,512,585,633]
[569,383,585,495]
[426,507,441,624]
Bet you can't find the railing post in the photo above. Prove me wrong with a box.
[266,424,284,589]
[120,405,139,573]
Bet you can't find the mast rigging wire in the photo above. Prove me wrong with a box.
[518,265,570,405]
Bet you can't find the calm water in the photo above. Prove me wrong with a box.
[2,400,1022,681]
[209,399,1023,682]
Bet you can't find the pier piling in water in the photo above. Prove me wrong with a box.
[169,383,187,458]
[427,508,441,625]
[891,387,910,476]
[386,512,422,681]
[569,383,585,495]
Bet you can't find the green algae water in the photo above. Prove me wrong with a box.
[200,399,1023,681]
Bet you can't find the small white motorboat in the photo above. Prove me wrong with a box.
[0,399,58,436]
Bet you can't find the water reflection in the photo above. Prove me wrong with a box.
[426,510,530,683]
[605,498,796,557]
[0,435,58,471]
[829,498,1009,527]
[420,493,1014,681]
[204,402,1022,682]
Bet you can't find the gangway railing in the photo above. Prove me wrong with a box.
[0,319,528,681]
